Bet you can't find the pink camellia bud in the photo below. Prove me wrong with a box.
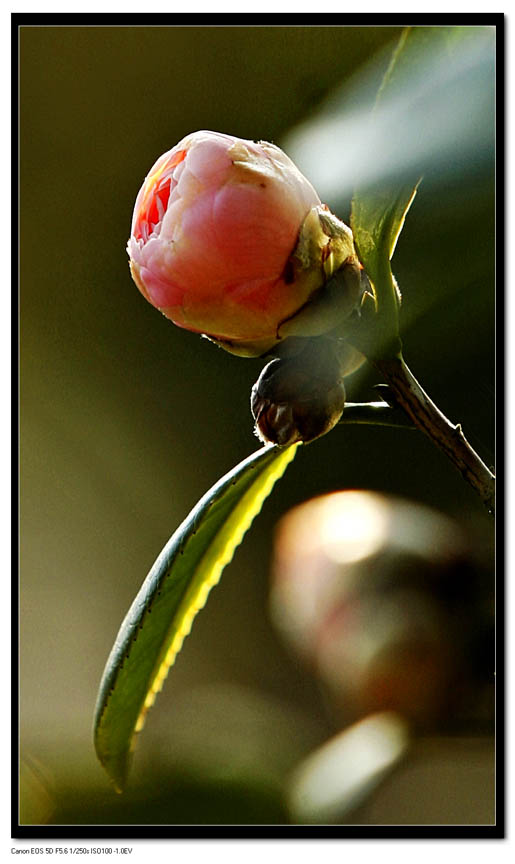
[127,130,362,357]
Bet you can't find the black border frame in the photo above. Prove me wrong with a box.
[12,11,505,841]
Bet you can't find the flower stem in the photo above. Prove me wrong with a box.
[342,244,494,515]
[371,353,495,515]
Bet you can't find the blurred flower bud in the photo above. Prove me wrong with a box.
[127,130,361,357]
[271,492,494,730]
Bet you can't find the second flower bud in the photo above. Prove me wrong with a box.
[251,339,362,446]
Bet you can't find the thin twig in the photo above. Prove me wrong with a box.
[371,354,495,515]
[339,402,416,429]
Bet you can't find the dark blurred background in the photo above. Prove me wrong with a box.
[19,24,495,826]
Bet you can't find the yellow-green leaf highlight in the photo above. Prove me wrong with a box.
[94,443,298,791]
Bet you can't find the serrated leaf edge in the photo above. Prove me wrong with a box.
[133,442,299,736]
[95,443,299,789]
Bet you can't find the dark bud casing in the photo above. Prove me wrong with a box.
[251,339,348,446]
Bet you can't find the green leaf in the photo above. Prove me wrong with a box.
[93,443,298,792]
[351,26,476,288]
[350,27,424,339]
[351,181,419,286]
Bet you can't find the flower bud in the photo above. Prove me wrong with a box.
[251,339,349,445]
[127,130,361,357]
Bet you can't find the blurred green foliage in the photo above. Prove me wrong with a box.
[19,24,495,827]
